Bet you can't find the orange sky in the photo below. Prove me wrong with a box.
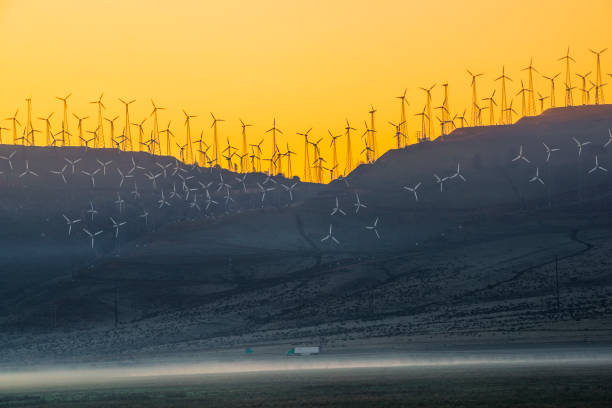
[1,0,611,181]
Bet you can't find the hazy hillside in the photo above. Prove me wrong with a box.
[1,105,612,364]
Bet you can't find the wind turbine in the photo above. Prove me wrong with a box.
[37,112,54,146]
[344,119,356,175]
[353,192,367,214]
[529,167,544,185]
[330,197,346,216]
[495,66,512,124]
[131,117,147,152]
[403,182,422,201]
[56,93,71,144]
[396,89,409,147]
[389,121,405,148]
[482,90,497,125]
[321,224,339,245]
[368,106,378,160]
[5,110,21,144]
[542,142,560,162]
[329,130,341,179]
[72,113,89,148]
[265,119,282,175]
[365,217,380,239]
[208,112,224,167]
[542,72,560,108]
[119,98,136,150]
[467,70,483,126]
[537,93,549,113]
[83,228,103,249]
[110,217,127,238]
[419,84,435,139]
[589,48,607,104]
[588,155,607,174]
[281,182,297,201]
[159,121,174,156]
[297,128,312,182]
[285,143,296,178]
[62,214,81,236]
[521,58,539,115]
[89,93,105,147]
[105,116,120,149]
[575,72,592,105]
[512,145,530,163]
[572,137,590,157]
[558,47,575,106]
[456,109,468,128]
[516,80,531,117]
[150,100,165,155]
[19,160,38,178]
[239,119,252,173]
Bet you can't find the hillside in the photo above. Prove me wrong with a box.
[1,105,612,365]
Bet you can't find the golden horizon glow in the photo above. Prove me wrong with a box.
[1,0,611,181]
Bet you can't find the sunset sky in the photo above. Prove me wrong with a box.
[1,0,610,180]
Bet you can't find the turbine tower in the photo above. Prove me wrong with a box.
[482,90,496,125]
[329,130,341,179]
[522,58,539,115]
[73,113,89,147]
[396,89,409,147]
[90,93,105,148]
[576,72,592,105]
[419,84,435,139]
[542,73,560,108]
[105,116,119,149]
[119,98,135,150]
[297,128,312,182]
[24,97,34,145]
[183,110,197,163]
[266,119,282,174]
[5,110,20,144]
[495,66,512,124]
[132,118,147,152]
[516,80,530,117]
[56,93,71,145]
[467,70,483,126]
[150,100,165,155]
[559,47,575,106]
[240,119,252,173]
[38,112,54,146]
[441,83,450,130]
[368,106,377,160]
[590,48,607,104]
[344,119,355,175]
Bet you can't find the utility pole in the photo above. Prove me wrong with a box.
[555,255,560,313]
[114,283,118,328]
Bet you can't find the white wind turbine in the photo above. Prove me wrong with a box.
[365,217,380,239]
[281,183,297,201]
[110,217,127,238]
[116,168,133,188]
[588,155,608,174]
[131,181,141,199]
[403,182,422,201]
[158,190,171,208]
[331,197,346,215]
[139,209,149,225]
[572,137,591,157]
[542,142,560,162]
[434,174,448,192]
[0,151,16,170]
[450,162,466,181]
[81,168,100,187]
[62,214,81,236]
[235,174,248,192]
[83,228,103,249]
[64,157,82,174]
[50,165,68,184]
[512,145,530,163]
[205,189,218,210]
[87,201,98,221]
[96,159,112,176]
[353,193,367,214]
[529,167,545,185]
[605,129,612,149]
[19,160,38,178]
[114,193,125,213]
[321,224,340,245]
[256,182,274,202]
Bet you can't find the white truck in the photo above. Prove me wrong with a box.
[287,346,320,356]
